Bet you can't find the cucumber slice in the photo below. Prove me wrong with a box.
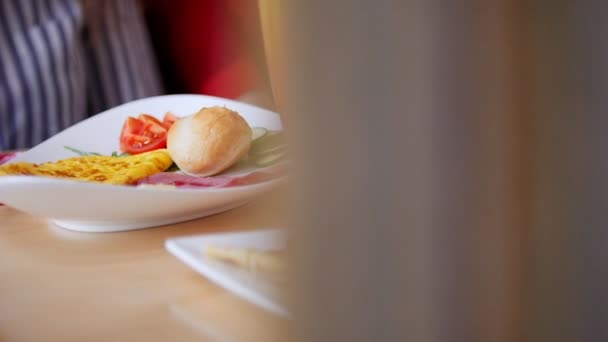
[250,132,284,155]
[255,151,287,167]
[251,144,287,157]
[251,127,268,142]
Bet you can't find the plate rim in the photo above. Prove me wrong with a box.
[165,228,288,316]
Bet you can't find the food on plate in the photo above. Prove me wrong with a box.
[137,162,287,188]
[2,106,285,187]
[249,130,287,167]
[119,112,177,154]
[0,149,173,185]
[167,106,252,177]
[205,245,286,282]
[117,107,286,173]
[161,112,178,129]
[64,146,130,157]
[0,152,17,165]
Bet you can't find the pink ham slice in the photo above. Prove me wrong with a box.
[136,164,286,188]
[138,173,234,187]
[0,152,17,165]
[0,152,18,206]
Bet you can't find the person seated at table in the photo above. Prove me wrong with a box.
[0,0,272,151]
[0,0,163,150]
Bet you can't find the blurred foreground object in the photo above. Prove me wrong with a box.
[264,0,608,341]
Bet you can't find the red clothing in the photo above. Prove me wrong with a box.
[145,0,266,99]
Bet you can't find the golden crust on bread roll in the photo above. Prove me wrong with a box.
[167,106,252,177]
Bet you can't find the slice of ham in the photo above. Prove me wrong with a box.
[0,152,17,165]
[137,163,286,188]
[0,152,18,206]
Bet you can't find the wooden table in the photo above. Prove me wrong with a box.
[0,188,287,341]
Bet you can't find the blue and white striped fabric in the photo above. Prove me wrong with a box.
[0,0,162,150]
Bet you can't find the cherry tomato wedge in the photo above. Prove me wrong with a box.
[139,115,167,136]
[119,113,179,154]
[120,132,167,154]
[119,115,168,154]
[139,114,164,127]
[162,112,178,129]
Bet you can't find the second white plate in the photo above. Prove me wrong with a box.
[165,229,287,316]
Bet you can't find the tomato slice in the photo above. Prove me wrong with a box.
[121,132,167,154]
[119,115,168,154]
[162,112,178,129]
[138,114,164,126]
[120,117,144,152]
[137,114,165,135]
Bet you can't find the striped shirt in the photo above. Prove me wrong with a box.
[0,0,162,150]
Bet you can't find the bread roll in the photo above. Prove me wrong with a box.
[167,106,252,176]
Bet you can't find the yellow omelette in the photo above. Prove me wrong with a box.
[0,149,173,185]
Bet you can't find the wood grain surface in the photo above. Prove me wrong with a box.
[0,188,288,342]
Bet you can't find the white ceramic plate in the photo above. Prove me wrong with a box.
[0,94,283,232]
[165,229,287,316]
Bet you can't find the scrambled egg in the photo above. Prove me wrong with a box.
[0,149,173,185]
